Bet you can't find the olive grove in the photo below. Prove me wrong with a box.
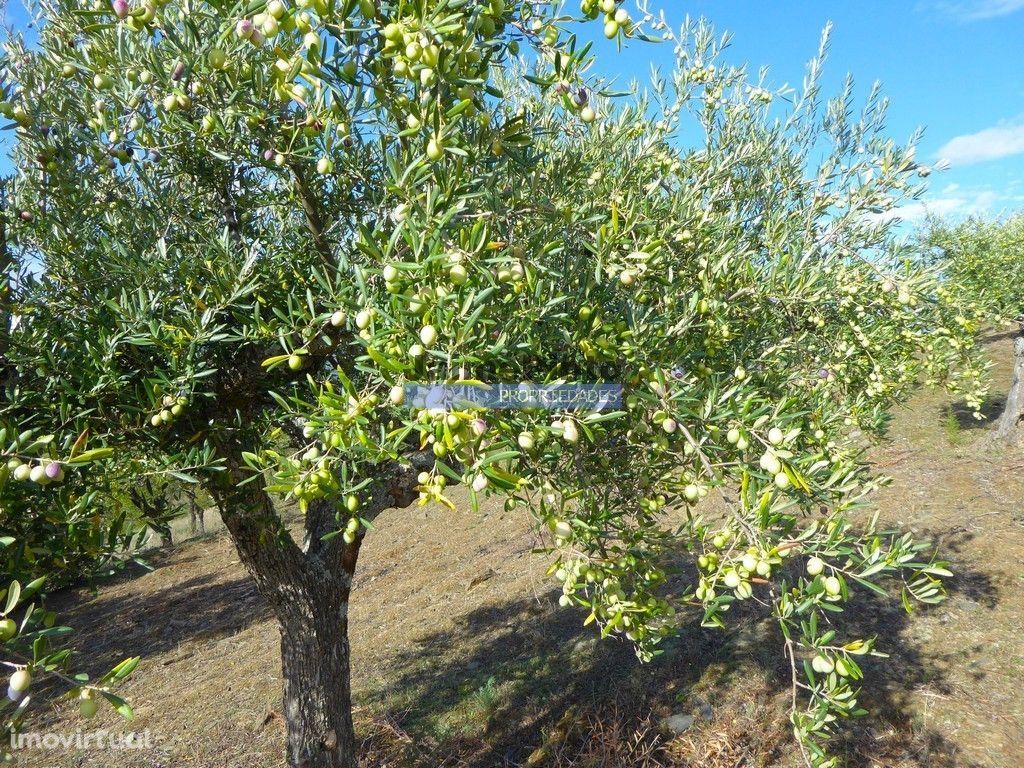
[0,1,991,767]
[922,213,1024,443]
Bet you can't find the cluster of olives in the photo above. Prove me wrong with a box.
[409,411,490,504]
[341,513,360,545]
[650,409,678,436]
[108,0,162,34]
[805,556,843,600]
[149,395,188,428]
[553,79,597,123]
[291,395,380,502]
[687,64,717,84]
[0,100,31,128]
[638,494,668,513]
[695,531,788,602]
[754,426,796,490]
[377,0,506,156]
[414,408,481,459]
[5,457,65,486]
[725,425,752,451]
[494,255,526,289]
[291,444,337,502]
[415,469,448,506]
[345,250,526,370]
[552,552,671,646]
[579,0,632,39]
[515,418,580,452]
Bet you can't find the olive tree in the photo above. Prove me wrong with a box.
[1,2,988,767]
[921,213,1024,442]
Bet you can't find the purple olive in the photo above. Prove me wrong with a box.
[263,149,275,161]
[818,368,830,379]
[112,0,129,19]
[235,18,254,39]
[44,462,62,479]
[171,61,185,81]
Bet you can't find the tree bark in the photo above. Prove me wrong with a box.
[277,566,358,768]
[185,489,205,536]
[206,442,435,768]
[995,326,1024,443]
[206,466,358,767]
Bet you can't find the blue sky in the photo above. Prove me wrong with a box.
[3,1,1023,223]
[580,1,1024,223]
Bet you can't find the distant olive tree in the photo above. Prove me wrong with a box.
[2,2,988,767]
[922,213,1024,442]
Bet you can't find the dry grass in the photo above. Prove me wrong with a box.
[22,332,1024,768]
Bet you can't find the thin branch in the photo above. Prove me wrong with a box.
[783,633,815,768]
[289,161,333,265]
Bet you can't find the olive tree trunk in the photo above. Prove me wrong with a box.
[186,489,206,536]
[277,569,358,768]
[995,327,1024,444]
[206,445,433,768]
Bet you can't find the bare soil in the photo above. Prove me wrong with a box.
[20,332,1024,768]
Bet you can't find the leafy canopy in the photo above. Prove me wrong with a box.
[1,0,990,764]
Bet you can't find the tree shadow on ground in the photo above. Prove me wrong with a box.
[942,395,1007,431]
[356,554,998,768]
[978,328,1020,345]
[45,571,272,681]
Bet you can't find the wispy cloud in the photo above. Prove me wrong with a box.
[872,188,1004,224]
[925,0,1024,19]
[936,119,1024,166]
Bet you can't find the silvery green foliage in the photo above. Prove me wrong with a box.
[1,2,987,764]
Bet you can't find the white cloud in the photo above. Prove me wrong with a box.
[941,182,960,194]
[936,120,1024,166]
[927,0,1024,19]
[872,189,1002,224]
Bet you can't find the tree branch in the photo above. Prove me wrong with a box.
[289,161,333,265]
[305,449,439,566]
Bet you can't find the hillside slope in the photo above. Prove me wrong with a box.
[26,332,1024,768]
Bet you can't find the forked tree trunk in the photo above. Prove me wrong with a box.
[206,444,432,768]
[996,328,1024,443]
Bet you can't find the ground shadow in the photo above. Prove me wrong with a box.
[942,395,1007,430]
[353,554,997,768]
[978,328,1020,345]
[45,571,272,681]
